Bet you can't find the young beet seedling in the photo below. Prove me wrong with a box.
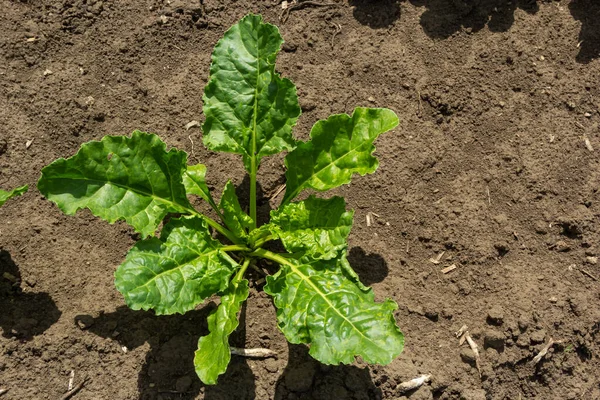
[38,14,404,384]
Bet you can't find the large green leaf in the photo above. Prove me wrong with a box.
[37,131,192,238]
[220,181,253,239]
[264,253,404,365]
[0,185,28,207]
[183,164,219,212]
[270,195,353,260]
[282,108,399,204]
[115,216,238,315]
[194,278,249,385]
[202,14,301,172]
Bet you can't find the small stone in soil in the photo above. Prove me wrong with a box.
[484,330,505,350]
[423,305,439,321]
[284,362,316,392]
[585,256,598,265]
[264,359,279,373]
[518,317,529,332]
[75,314,95,330]
[534,221,548,234]
[487,306,504,325]
[530,329,546,344]
[175,375,192,393]
[460,348,476,364]
[553,240,570,252]
[460,388,487,400]
[406,385,433,400]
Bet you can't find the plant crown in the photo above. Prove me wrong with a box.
[37,14,404,385]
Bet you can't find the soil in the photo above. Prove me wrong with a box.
[1,0,600,399]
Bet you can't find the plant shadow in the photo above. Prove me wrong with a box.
[347,247,389,286]
[86,304,256,400]
[0,249,61,340]
[349,0,401,29]
[569,0,600,63]
[407,0,538,39]
[274,344,382,399]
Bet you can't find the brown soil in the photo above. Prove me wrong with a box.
[1,0,600,399]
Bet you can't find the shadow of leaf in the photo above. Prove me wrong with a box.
[347,247,389,286]
[274,344,381,400]
[569,0,600,63]
[408,0,538,39]
[86,303,255,400]
[0,249,61,340]
[349,0,401,29]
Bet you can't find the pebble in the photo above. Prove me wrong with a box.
[516,334,529,348]
[487,306,504,325]
[554,240,571,252]
[518,317,529,332]
[585,256,598,265]
[175,375,192,392]
[423,305,439,321]
[460,348,476,364]
[407,385,433,400]
[75,314,95,330]
[530,329,546,344]
[264,359,279,373]
[493,213,508,224]
[460,388,486,400]
[484,330,505,350]
[534,221,548,234]
[284,362,316,392]
[407,305,425,316]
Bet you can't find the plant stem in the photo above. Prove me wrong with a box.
[202,215,241,245]
[249,162,257,230]
[250,248,293,268]
[222,245,251,253]
[253,234,274,249]
[234,258,251,282]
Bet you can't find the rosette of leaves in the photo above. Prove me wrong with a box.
[37,14,404,385]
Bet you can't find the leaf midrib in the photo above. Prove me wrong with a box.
[286,117,398,202]
[283,259,380,347]
[49,175,193,214]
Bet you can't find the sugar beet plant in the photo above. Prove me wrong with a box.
[37,15,404,384]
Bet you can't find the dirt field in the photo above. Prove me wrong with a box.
[1,0,599,399]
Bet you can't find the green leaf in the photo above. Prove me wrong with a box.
[282,108,399,204]
[115,216,238,315]
[220,181,253,238]
[270,195,353,260]
[194,278,249,385]
[0,185,28,207]
[202,14,301,172]
[264,253,404,365]
[183,164,219,212]
[37,131,192,238]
